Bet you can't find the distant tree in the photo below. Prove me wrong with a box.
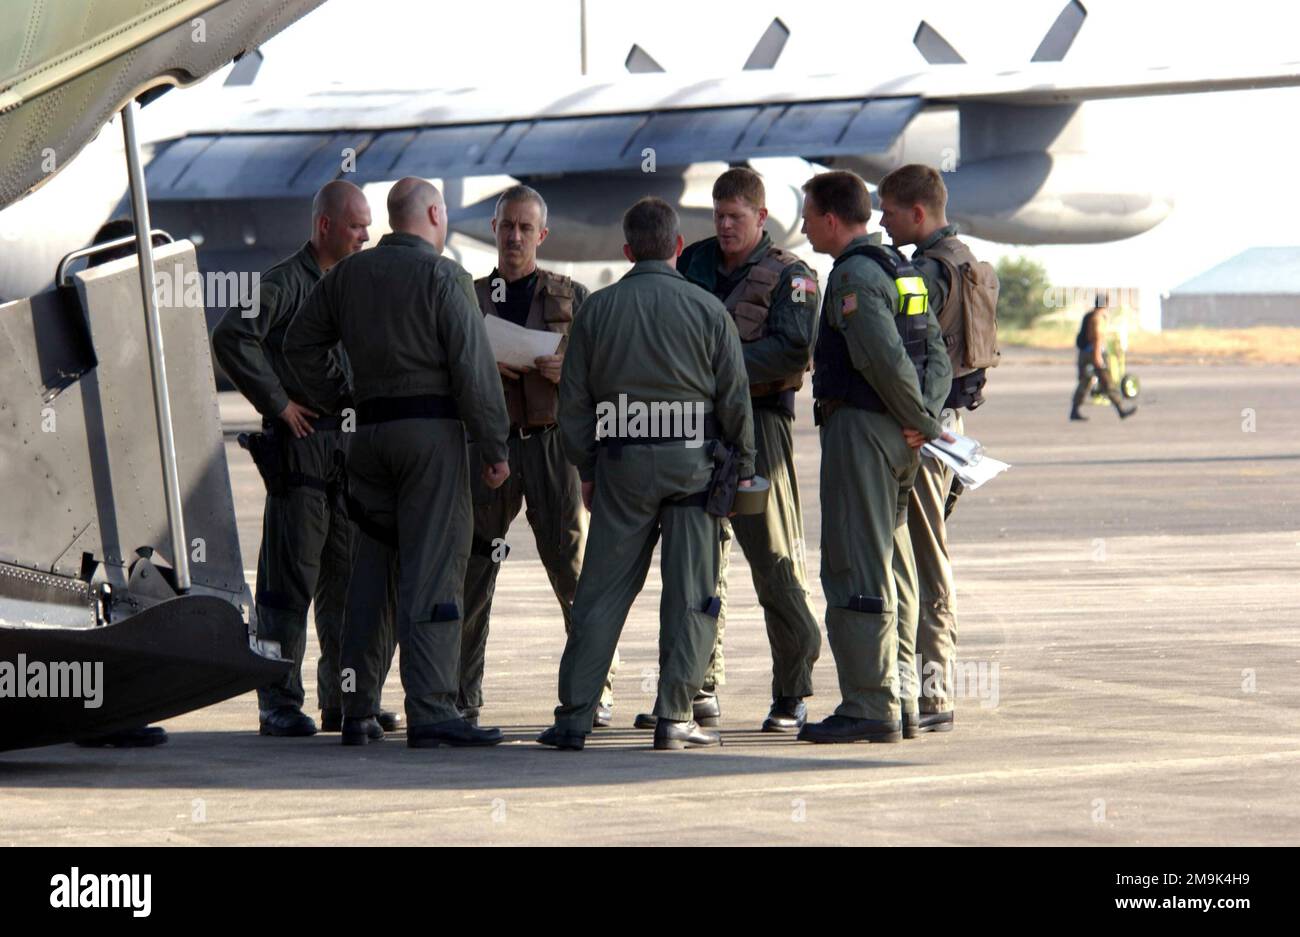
[995,255,1051,328]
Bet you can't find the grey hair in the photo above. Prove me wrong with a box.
[493,184,548,228]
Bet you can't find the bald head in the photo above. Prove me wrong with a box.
[386,176,447,245]
[311,180,370,269]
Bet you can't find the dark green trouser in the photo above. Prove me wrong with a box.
[254,427,350,715]
[1072,352,1124,411]
[338,529,398,718]
[818,405,921,722]
[707,406,820,699]
[341,418,471,726]
[460,426,616,713]
[554,442,723,734]
[908,410,963,714]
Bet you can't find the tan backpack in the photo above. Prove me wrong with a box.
[924,236,1001,374]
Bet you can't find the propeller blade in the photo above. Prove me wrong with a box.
[625,44,665,73]
[742,17,790,70]
[913,21,966,65]
[1031,0,1088,62]
[224,48,264,86]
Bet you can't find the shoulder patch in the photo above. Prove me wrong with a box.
[841,293,857,317]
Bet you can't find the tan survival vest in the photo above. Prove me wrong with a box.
[474,268,576,428]
[921,236,1001,375]
[722,247,814,397]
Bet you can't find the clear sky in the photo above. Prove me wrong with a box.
[247,0,1300,323]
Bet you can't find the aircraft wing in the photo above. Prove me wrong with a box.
[0,0,327,209]
[142,57,1300,200]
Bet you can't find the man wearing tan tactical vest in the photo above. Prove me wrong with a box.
[459,185,617,728]
[878,164,1001,734]
[635,167,820,734]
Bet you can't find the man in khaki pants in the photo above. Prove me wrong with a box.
[878,164,1000,733]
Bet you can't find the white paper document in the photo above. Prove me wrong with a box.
[484,315,562,371]
[920,432,1010,491]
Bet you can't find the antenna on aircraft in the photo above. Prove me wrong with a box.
[224,49,263,86]
[579,0,588,75]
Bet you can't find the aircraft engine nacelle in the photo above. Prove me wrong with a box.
[945,151,1174,245]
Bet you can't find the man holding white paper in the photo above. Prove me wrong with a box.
[460,185,617,727]
[879,164,1002,733]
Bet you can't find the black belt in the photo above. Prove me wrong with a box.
[357,394,459,426]
[663,490,709,508]
[751,389,796,417]
[509,423,555,440]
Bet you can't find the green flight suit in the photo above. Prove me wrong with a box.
[908,224,967,713]
[814,235,951,722]
[678,234,821,699]
[284,232,510,727]
[553,260,755,734]
[212,242,364,716]
[459,270,618,717]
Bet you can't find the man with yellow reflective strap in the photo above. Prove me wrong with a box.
[799,170,952,743]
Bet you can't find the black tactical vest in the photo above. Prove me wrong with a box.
[812,244,929,413]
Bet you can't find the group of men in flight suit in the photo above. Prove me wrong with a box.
[214,160,990,751]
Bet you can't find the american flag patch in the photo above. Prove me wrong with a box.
[841,293,858,316]
[791,276,816,295]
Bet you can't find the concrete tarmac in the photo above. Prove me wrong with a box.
[3,349,1298,845]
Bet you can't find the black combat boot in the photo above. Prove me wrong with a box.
[258,707,318,737]
[408,717,502,748]
[653,719,721,750]
[536,725,586,751]
[761,697,807,733]
[797,714,901,744]
[341,715,383,746]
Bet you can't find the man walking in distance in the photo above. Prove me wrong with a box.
[285,177,512,748]
[799,170,952,744]
[538,197,755,752]
[459,185,617,728]
[213,180,401,738]
[634,166,819,734]
[878,163,1001,734]
[1070,294,1136,421]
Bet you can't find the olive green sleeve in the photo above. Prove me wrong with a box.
[922,310,953,417]
[711,310,757,479]
[742,261,818,385]
[833,273,943,439]
[282,276,349,415]
[211,278,291,418]
[437,270,510,465]
[558,305,597,482]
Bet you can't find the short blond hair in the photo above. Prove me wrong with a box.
[877,164,947,214]
[712,167,765,211]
